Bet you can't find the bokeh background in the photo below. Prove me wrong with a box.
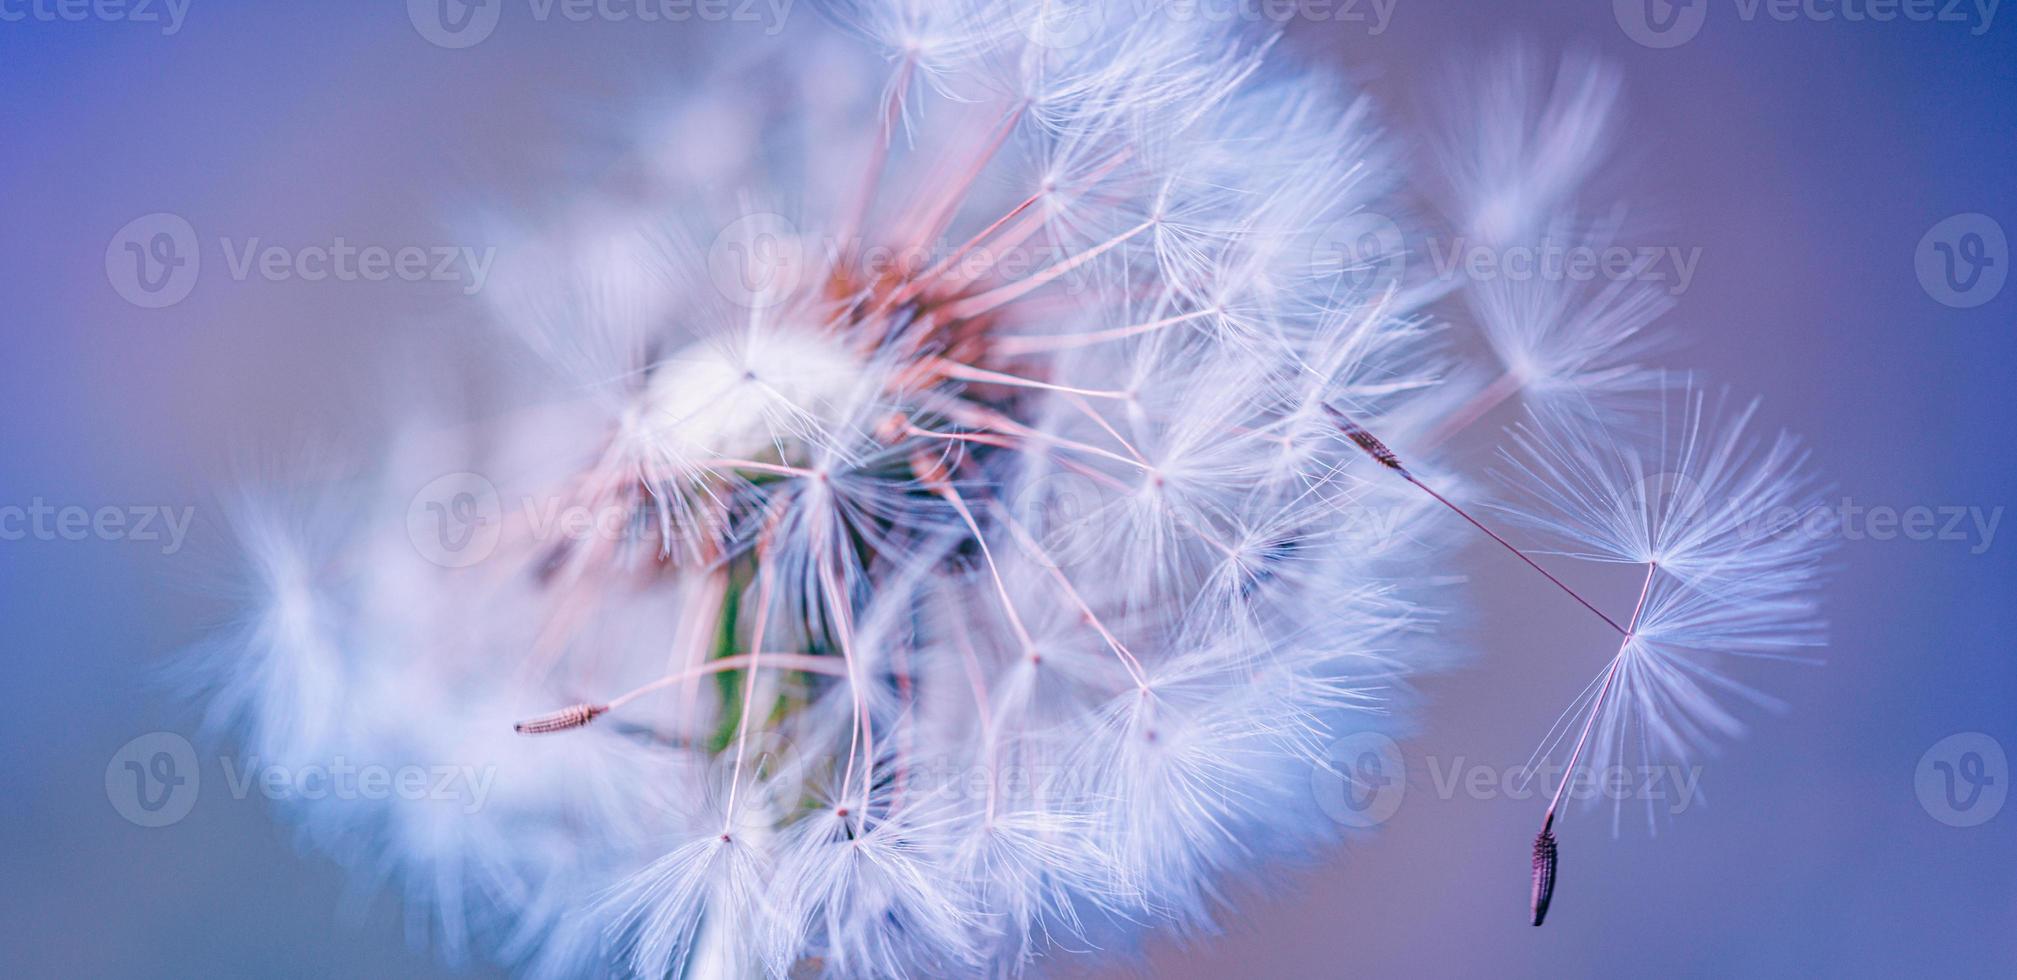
[2,1,2012,976]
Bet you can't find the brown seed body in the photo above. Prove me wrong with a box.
[514,703,608,735]
[1531,828,1559,926]
[1323,406,1408,472]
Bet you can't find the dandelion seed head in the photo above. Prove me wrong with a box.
[639,330,868,465]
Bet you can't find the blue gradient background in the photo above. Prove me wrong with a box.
[2,2,2012,976]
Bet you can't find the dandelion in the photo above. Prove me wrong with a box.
[194,4,1830,974]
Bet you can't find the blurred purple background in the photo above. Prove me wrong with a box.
[2,1,2012,976]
